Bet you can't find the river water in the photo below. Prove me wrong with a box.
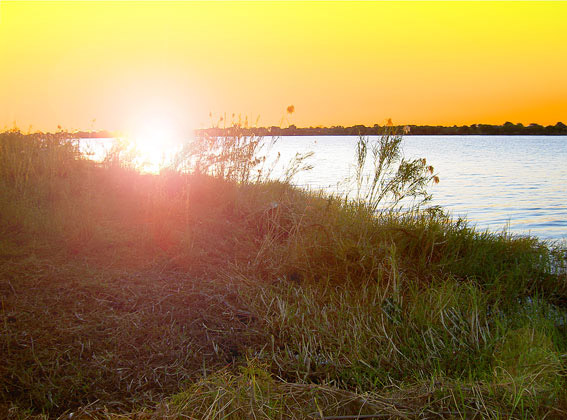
[271,135,567,241]
[80,135,567,241]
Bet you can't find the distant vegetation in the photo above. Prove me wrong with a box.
[1,128,566,419]
[68,129,116,138]
[197,121,567,137]
[67,121,567,139]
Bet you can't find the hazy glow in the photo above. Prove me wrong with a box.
[133,118,176,155]
[129,114,182,173]
[1,1,566,131]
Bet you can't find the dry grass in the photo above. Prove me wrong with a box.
[1,129,566,419]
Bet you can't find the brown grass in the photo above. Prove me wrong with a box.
[1,129,566,419]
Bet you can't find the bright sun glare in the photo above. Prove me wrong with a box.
[128,115,183,173]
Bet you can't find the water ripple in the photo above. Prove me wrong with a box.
[273,135,567,240]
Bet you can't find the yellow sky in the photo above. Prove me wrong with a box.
[1,1,566,134]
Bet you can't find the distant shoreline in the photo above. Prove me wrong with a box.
[63,121,567,138]
[195,122,567,138]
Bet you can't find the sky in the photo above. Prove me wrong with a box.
[1,1,566,135]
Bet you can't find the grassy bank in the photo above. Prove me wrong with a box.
[1,129,566,419]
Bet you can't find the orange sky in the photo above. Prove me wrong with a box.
[1,1,566,134]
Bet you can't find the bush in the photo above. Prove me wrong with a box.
[351,127,439,212]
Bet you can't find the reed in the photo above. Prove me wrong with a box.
[1,128,566,419]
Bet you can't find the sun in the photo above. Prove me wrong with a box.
[128,115,183,173]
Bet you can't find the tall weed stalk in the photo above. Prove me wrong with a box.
[352,126,439,212]
[172,122,277,183]
[173,121,313,185]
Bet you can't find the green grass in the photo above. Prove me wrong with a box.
[1,129,566,419]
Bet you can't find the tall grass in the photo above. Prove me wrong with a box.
[172,119,313,185]
[350,127,439,211]
[1,128,566,419]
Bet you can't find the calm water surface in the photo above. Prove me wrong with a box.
[271,136,567,241]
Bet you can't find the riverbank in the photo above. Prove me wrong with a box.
[1,130,566,419]
[196,121,567,138]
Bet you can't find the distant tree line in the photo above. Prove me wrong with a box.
[70,122,567,139]
[73,130,115,138]
[195,121,567,137]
